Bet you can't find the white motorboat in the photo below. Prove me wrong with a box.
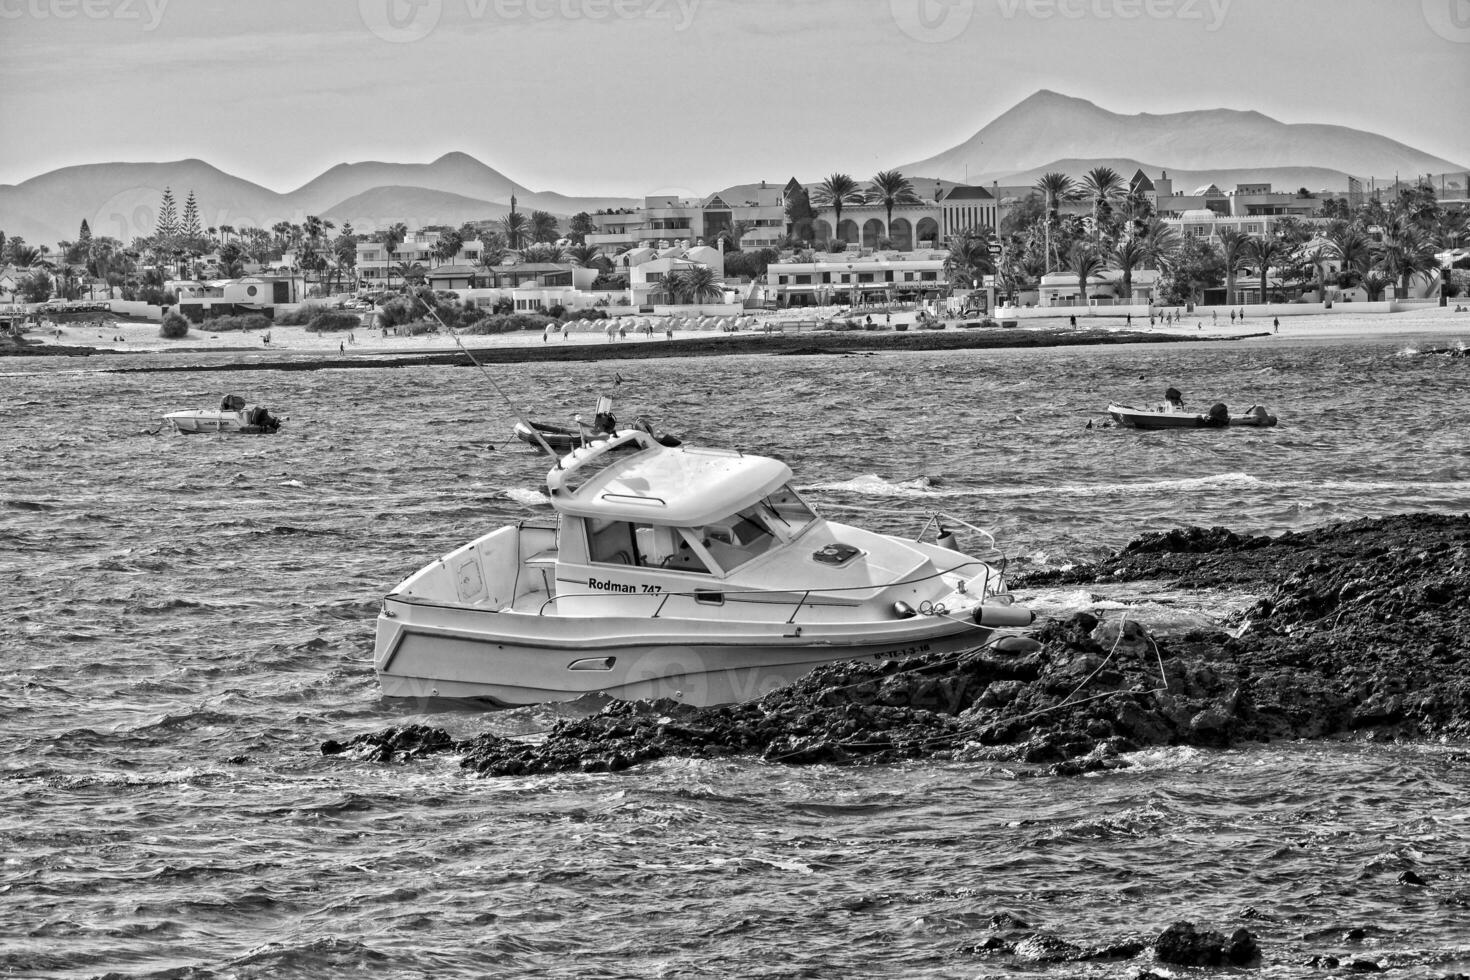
[164,395,283,434]
[374,429,1033,707]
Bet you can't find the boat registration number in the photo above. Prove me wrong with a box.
[588,577,661,594]
[878,642,931,659]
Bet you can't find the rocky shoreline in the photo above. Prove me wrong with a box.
[325,513,1470,777]
[321,512,1470,975]
[1,326,1235,369]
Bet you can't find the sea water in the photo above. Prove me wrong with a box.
[3,335,1469,977]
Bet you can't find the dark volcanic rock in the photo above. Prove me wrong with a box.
[323,514,1470,777]
[1154,921,1260,966]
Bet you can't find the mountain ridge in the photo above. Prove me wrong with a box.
[3,94,1466,250]
[901,90,1466,186]
[0,154,641,248]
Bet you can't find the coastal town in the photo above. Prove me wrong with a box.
[8,1,1470,976]
[3,162,1468,351]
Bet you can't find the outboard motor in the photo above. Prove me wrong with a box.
[247,406,281,432]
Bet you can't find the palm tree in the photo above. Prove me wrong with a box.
[392,261,427,288]
[811,173,864,244]
[520,243,566,264]
[680,265,724,304]
[1376,217,1438,299]
[1034,172,1078,272]
[565,243,606,270]
[1428,210,1469,251]
[529,210,559,244]
[866,170,920,243]
[1361,271,1392,302]
[55,262,85,300]
[718,219,753,252]
[1066,241,1105,305]
[9,244,41,268]
[1107,237,1149,304]
[1299,242,1333,302]
[501,211,528,250]
[1080,166,1124,240]
[1245,234,1290,303]
[1326,223,1374,280]
[433,229,464,266]
[943,233,996,291]
[1217,228,1251,306]
[659,269,686,304]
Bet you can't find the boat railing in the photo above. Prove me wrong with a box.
[515,555,999,621]
[546,428,661,494]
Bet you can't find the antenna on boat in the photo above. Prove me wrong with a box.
[404,287,561,458]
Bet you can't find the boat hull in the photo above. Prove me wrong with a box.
[1106,404,1277,430]
[164,409,281,434]
[375,600,997,706]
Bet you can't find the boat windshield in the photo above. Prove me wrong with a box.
[692,506,783,572]
[756,485,816,539]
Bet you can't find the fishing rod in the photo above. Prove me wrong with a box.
[401,287,561,458]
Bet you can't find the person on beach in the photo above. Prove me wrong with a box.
[339,342,345,354]
[1274,317,1279,334]
[1230,309,1236,324]
[1212,310,1217,324]
[542,325,550,342]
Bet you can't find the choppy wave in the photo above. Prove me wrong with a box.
[5,339,1470,978]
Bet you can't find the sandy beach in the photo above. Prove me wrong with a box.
[16,304,1470,358]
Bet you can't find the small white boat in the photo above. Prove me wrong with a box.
[164,395,283,434]
[375,429,1033,707]
[1106,403,1277,430]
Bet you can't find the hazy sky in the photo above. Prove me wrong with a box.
[2,0,1467,195]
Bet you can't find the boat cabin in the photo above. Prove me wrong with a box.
[549,432,817,579]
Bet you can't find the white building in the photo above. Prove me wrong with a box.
[356,232,485,285]
[764,252,948,307]
[172,274,306,321]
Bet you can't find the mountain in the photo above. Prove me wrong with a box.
[286,152,528,216]
[901,90,1467,186]
[322,186,512,231]
[0,159,286,248]
[989,158,1363,195]
[0,153,640,248]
